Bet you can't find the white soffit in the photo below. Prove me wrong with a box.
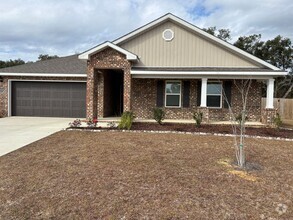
[131,70,287,79]
[78,41,138,61]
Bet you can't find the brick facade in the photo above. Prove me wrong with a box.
[0,57,271,124]
[131,78,263,121]
[0,78,6,118]
[86,48,132,119]
[262,108,277,125]
[0,76,86,118]
[0,73,268,124]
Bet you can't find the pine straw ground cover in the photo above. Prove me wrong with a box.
[130,123,293,139]
[0,131,292,219]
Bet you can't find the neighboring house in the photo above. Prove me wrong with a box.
[0,13,287,123]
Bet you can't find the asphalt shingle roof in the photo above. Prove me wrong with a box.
[0,55,87,74]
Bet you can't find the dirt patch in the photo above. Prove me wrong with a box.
[131,122,293,139]
[0,131,292,219]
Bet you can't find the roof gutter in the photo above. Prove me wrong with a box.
[0,73,87,77]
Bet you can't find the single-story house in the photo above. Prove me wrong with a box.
[0,13,287,123]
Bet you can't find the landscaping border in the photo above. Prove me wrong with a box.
[66,128,293,142]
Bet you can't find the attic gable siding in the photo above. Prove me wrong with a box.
[119,21,261,68]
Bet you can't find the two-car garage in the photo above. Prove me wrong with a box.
[11,81,86,118]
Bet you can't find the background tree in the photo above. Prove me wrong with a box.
[234,35,292,98]
[233,34,265,59]
[0,59,25,69]
[38,54,59,61]
[202,26,231,42]
[262,36,292,98]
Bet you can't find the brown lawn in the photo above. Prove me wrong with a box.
[0,131,292,219]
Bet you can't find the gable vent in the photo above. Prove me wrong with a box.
[162,29,174,41]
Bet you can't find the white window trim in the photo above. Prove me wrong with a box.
[207,81,222,109]
[165,80,181,108]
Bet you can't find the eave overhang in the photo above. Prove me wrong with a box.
[131,70,288,79]
[0,73,87,77]
[78,41,138,61]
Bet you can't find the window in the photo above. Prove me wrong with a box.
[165,81,181,107]
[207,82,222,108]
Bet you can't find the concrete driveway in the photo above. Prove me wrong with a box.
[0,117,73,157]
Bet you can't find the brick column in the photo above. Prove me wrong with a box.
[262,108,276,125]
[86,66,96,119]
[123,66,131,112]
[0,78,6,117]
[97,72,104,117]
[198,107,209,123]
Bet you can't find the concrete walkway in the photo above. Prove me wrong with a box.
[0,117,73,157]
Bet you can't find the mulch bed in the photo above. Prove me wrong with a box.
[0,131,292,219]
[70,122,293,139]
[131,122,293,139]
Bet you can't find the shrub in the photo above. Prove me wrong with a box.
[235,113,248,124]
[153,108,165,125]
[118,111,135,130]
[69,119,82,127]
[193,112,203,128]
[87,118,98,127]
[273,113,282,130]
[107,121,116,128]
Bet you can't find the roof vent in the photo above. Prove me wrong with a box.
[162,29,174,41]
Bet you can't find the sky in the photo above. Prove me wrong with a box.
[0,0,292,62]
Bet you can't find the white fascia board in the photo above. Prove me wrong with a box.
[0,73,87,77]
[113,13,279,71]
[78,41,138,61]
[113,15,171,44]
[131,70,287,79]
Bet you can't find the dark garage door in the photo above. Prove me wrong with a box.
[12,81,86,118]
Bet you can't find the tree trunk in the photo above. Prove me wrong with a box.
[239,110,246,168]
[282,83,293,98]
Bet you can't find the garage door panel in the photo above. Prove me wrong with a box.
[12,82,86,118]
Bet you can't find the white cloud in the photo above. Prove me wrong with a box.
[0,0,292,61]
[195,0,293,41]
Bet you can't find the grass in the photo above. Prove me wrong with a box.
[0,131,292,219]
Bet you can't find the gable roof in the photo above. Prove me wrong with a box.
[113,13,280,71]
[0,55,87,77]
[78,41,138,61]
